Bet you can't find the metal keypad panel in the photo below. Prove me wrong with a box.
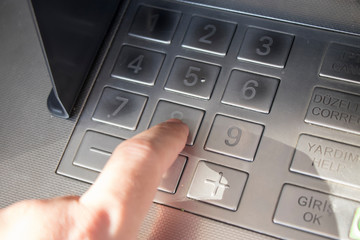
[57,1,360,239]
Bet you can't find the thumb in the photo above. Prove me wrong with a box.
[80,119,189,239]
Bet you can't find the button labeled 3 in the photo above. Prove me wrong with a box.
[238,28,294,68]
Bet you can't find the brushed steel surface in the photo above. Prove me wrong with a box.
[2,0,360,239]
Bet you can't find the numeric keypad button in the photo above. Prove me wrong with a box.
[92,87,147,130]
[182,16,236,56]
[129,6,181,44]
[187,161,248,211]
[111,46,165,85]
[221,70,279,113]
[165,58,220,99]
[149,101,204,145]
[205,115,264,161]
[238,28,294,68]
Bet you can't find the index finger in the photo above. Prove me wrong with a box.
[80,119,189,239]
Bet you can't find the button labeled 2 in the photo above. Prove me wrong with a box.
[182,16,236,56]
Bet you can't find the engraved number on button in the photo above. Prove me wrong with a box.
[107,96,129,118]
[256,36,273,56]
[148,14,160,32]
[242,80,259,100]
[170,111,184,120]
[127,55,144,74]
[225,126,242,147]
[198,24,217,44]
[184,66,201,87]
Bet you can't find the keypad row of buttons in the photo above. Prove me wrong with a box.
[129,5,294,68]
[93,87,263,160]
[111,45,279,113]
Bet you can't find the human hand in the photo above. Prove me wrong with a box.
[0,119,189,240]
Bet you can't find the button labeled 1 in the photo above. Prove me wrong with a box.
[238,28,294,68]
[222,70,279,113]
[129,6,181,44]
[149,101,204,145]
[205,115,263,161]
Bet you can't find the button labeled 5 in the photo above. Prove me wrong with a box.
[165,58,220,99]
[205,115,264,161]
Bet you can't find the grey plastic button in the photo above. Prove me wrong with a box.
[129,6,181,44]
[158,155,187,194]
[73,131,123,172]
[182,16,236,56]
[165,58,221,99]
[221,70,279,113]
[187,161,248,211]
[290,134,360,188]
[238,28,294,68]
[92,87,147,130]
[149,101,204,145]
[305,88,360,135]
[274,184,360,239]
[320,43,360,84]
[111,45,165,85]
[205,115,263,161]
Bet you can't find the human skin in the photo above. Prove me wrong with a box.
[0,119,189,240]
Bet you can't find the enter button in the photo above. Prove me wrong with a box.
[274,184,360,239]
